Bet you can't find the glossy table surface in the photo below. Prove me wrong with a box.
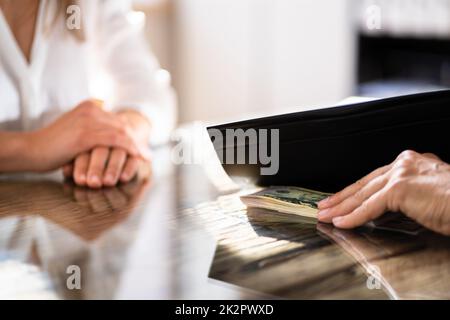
[0,139,450,299]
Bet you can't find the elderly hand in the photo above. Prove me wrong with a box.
[317,150,450,236]
[63,108,152,188]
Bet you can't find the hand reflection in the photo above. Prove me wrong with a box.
[62,178,150,214]
[316,223,400,263]
[0,177,150,241]
[316,223,450,299]
[0,176,152,299]
[55,178,151,240]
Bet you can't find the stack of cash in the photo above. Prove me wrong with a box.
[241,186,423,234]
[240,186,331,222]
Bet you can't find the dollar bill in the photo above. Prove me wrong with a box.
[240,186,332,220]
[241,187,424,233]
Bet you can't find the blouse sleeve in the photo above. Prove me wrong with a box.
[92,0,177,146]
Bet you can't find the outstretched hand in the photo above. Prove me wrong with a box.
[318,150,450,236]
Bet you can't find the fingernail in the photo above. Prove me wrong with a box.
[332,216,343,226]
[78,174,86,183]
[121,173,129,181]
[104,174,114,185]
[89,175,100,185]
[317,209,329,220]
[317,197,329,208]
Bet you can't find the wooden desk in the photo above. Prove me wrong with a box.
[0,143,449,299]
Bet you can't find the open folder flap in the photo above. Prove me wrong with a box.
[207,90,450,192]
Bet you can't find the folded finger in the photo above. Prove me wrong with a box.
[103,148,127,187]
[86,189,110,213]
[332,188,388,229]
[318,174,388,223]
[91,130,140,158]
[62,163,74,179]
[103,188,129,210]
[87,147,110,188]
[318,165,390,210]
[73,153,90,186]
[120,157,140,183]
[73,186,89,205]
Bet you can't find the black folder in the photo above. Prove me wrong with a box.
[207,90,450,193]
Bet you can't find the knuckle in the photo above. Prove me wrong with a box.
[75,131,89,149]
[329,193,340,204]
[123,168,133,177]
[107,132,120,145]
[393,164,411,178]
[358,201,377,221]
[389,178,407,192]
[359,200,370,214]
[78,134,102,151]
[355,178,365,188]
[353,189,366,202]
[75,101,89,110]
[392,163,417,180]
[76,101,101,117]
[90,165,103,173]
[117,127,128,137]
[394,157,415,174]
[77,102,93,114]
[398,150,417,161]
[106,162,120,173]
[88,160,105,172]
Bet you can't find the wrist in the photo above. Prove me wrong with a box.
[22,130,56,172]
[117,109,151,143]
[0,131,37,172]
[21,132,38,170]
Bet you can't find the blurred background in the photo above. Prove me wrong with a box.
[133,0,450,125]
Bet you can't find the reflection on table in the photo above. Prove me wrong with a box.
[0,178,150,299]
[0,136,449,299]
[317,223,450,299]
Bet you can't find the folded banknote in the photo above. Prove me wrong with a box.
[241,186,424,234]
[240,186,331,221]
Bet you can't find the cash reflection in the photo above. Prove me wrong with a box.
[208,206,386,299]
[0,179,149,299]
[317,223,450,299]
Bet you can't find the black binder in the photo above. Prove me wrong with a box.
[207,90,450,192]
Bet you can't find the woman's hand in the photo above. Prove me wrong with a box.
[317,150,450,236]
[64,147,150,188]
[63,109,152,188]
[25,100,149,172]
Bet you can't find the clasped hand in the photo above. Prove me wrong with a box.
[30,99,151,188]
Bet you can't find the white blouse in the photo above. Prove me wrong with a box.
[0,0,176,145]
